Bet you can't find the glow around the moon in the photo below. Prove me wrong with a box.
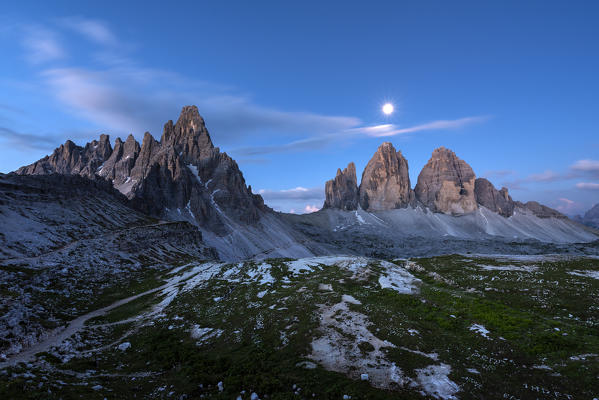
[382,103,394,115]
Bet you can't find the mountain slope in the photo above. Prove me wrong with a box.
[2,255,597,399]
[0,172,216,359]
[574,203,599,229]
[15,106,322,261]
[15,106,597,261]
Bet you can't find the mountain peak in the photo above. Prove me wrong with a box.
[359,143,413,211]
[323,162,359,210]
[415,147,477,215]
[161,105,214,162]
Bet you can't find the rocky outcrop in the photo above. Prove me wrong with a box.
[516,201,567,219]
[474,178,515,217]
[359,142,413,211]
[574,203,599,228]
[323,162,359,210]
[98,134,140,189]
[161,105,215,162]
[414,147,477,215]
[17,134,113,178]
[16,106,267,232]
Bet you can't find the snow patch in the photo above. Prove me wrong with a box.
[469,324,491,339]
[378,261,420,295]
[478,264,538,272]
[568,270,599,280]
[414,364,459,400]
[191,325,223,345]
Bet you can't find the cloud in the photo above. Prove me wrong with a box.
[571,159,599,178]
[555,197,585,215]
[60,17,116,45]
[482,169,516,179]
[350,116,489,138]
[258,186,324,201]
[38,66,361,145]
[257,186,325,213]
[304,204,320,213]
[527,170,562,183]
[22,26,65,63]
[0,126,60,150]
[234,117,487,156]
[8,19,489,162]
[234,134,339,156]
[576,182,599,190]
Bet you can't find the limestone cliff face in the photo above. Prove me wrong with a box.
[16,106,266,231]
[414,147,477,215]
[17,134,113,179]
[161,105,216,162]
[323,162,359,211]
[98,134,140,188]
[474,178,515,217]
[358,142,413,211]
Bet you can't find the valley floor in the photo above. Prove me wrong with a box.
[1,254,598,399]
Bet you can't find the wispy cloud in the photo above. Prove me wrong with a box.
[482,169,516,179]
[257,186,324,201]
[350,116,489,138]
[554,197,584,215]
[234,117,486,156]
[0,126,60,150]
[501,159,599,191]
[304,204,321,213]
[22,26,65,64]
[6,18,488,159]
[576,182,599,190]
[527,170,563,183]
[571,159,599,178]
[60,17,116,45]
[255,186,325,213]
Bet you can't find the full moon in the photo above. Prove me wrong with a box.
[382,103,394,115]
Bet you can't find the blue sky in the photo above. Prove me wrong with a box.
[1,1,598,215]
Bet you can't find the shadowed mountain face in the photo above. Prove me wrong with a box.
[17,106,266,232]
[574,203,599,229]
[15,106,595,262]
[323,162,359,211]
[474,178,515,217]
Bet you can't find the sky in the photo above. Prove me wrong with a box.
[0,1,598,215]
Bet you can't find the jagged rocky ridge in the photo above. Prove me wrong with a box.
[323,142,569,220]
[15,106,325,261]
[15,107,597,259]
[573,203,599,229]
[18,106,265,230]
[323,162,359,211]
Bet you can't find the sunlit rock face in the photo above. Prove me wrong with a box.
[323,162,359,211]
[358,142,413,211]
[414,147,477,215]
